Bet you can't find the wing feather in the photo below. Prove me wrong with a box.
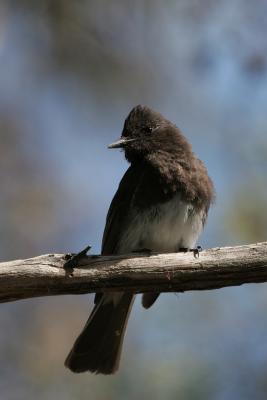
[101,165,141,255]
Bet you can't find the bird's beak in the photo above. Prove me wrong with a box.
[108,137,136,149]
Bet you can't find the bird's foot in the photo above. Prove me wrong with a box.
[64,245,91,271]
[179,245,202,258]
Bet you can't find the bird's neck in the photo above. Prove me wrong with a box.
[146,148,192,185]
[140,149,214,210]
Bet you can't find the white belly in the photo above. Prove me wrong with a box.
[105,194,204,306]
[117,194,204,254]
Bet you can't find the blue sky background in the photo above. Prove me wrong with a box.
[0,1,267,399]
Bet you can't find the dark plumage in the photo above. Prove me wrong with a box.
[65,105,215,375]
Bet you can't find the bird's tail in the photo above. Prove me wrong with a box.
[65,292,134,374]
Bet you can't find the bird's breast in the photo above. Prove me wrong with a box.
[117,194,204,254]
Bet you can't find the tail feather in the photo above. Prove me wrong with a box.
[142,293,160,309]
[65,293,134,374]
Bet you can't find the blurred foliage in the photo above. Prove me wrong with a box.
[0,0,267,399]
[225,183,267,243]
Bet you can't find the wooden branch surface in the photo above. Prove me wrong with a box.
[1,242,267,303]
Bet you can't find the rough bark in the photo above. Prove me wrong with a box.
[0,242,267,303]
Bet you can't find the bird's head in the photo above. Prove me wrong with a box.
[108,105,189,163]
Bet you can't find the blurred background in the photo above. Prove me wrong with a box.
[0,0,267,399]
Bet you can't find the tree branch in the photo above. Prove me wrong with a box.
[1,242,267,303]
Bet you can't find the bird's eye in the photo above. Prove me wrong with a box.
[143,126,153,134]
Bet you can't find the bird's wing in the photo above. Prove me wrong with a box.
[101,164,143,255]
[94,165,142,305]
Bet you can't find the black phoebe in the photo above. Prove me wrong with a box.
[65,105,215,374]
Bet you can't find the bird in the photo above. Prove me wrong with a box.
[64,105,215,375]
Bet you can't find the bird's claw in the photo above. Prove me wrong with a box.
[64,245,91,271]
[179,245,202,258]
